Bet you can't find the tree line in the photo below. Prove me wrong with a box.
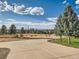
[0,24,19,34]
[54,5,79,44]
[0,24,53,35]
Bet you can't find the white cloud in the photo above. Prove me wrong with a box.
[30,7,44,15]
[6,19,16,22]
[0,1,7,11]
[0,1,44,15]
[62,0,67,4]
[0,19,54,29]
[78,15,79,19]
[47,17,57,23]
[75,0,79,9]
[0,1,13,12]
[76,0,79,4]
[23,7,32,15]
[13,4,26,14]
[4,1,13,11]
[5,20,54,26]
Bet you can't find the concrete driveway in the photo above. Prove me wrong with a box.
[0,39,79,59]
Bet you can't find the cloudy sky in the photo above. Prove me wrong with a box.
[0,0,79,29]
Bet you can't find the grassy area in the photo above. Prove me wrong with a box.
[50,37,79,48]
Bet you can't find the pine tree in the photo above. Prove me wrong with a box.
[21,27,25,34]
[54,5,79,44]
[63,5,78,36]
[9,24,17,34]
[63,5,79,44]
[54,15,64,41]
[1,25,7,34]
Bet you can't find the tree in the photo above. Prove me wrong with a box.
[21,27,26,34]
[1,25,7,34]
[9,24,17,34]
[63,5,79,44]
[74,21,79,38]
[54,5,79,44]
[54,15,64,41]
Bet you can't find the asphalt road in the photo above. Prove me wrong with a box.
[0,39,79,59]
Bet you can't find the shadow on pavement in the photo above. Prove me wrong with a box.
[0,48,10,59]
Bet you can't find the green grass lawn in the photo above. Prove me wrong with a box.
[50,37,79,48]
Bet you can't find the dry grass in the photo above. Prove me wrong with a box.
[0,34,64,42]
[0,34,53,42]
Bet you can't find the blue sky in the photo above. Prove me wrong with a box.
[0,0,79,29]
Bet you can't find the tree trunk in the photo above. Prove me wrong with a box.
[60,35,62,42]
[68,36,71,45]
[74,36,77,39]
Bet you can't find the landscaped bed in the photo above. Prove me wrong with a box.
[49,37,79,48]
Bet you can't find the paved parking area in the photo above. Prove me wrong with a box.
[0,39,79,59]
